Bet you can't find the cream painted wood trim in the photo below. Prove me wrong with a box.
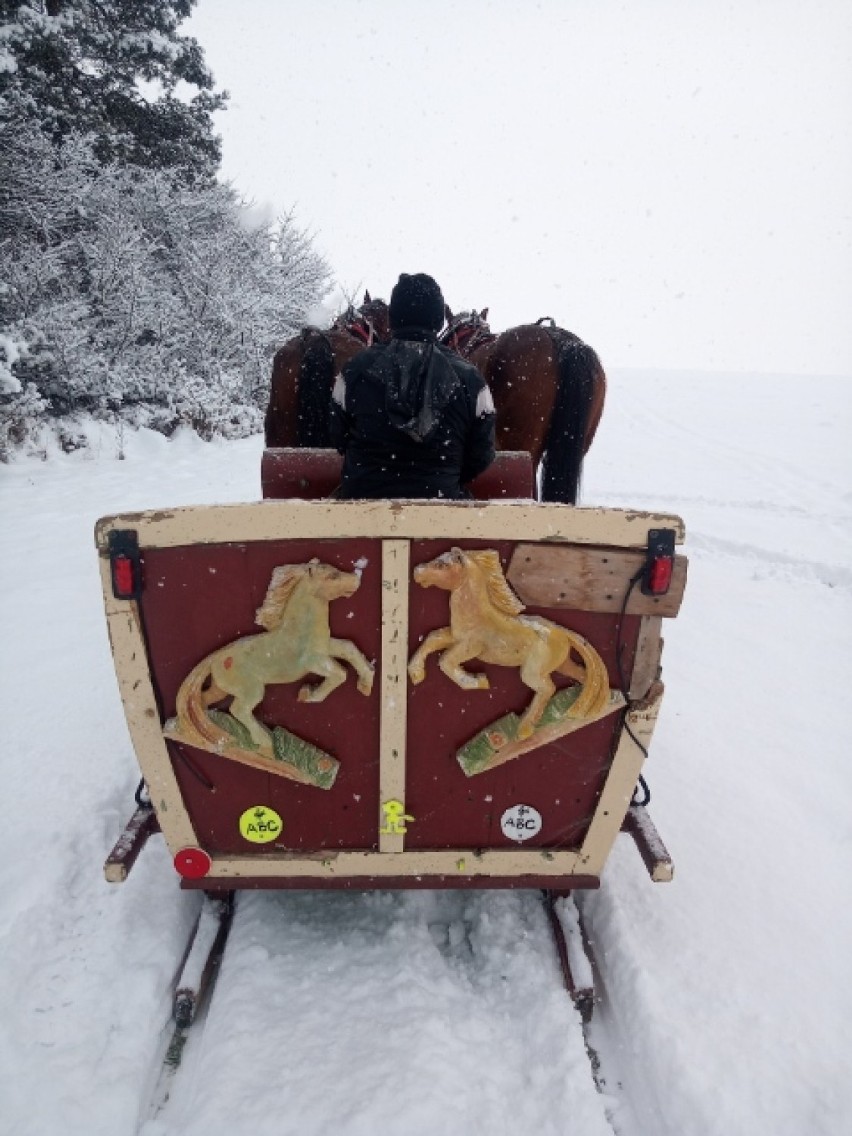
[379,540,410,853]
[202,847,586,879]
[576,685,664,876]
[95,500,685,552]
[98,559,198,851]
[628,617,663,700]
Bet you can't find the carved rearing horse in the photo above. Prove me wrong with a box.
[170,560,374,760]
[440,308,606,504]
[264,293,390,447]
[408,547,609,740]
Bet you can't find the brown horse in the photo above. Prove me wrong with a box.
[264,292,390,447]
[440,309,606,504]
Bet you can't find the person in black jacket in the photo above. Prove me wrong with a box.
[329,273,495,499]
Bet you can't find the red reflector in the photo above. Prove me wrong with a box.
[112,555,135,598]
[647,556,673,595]
[174,847,212,879]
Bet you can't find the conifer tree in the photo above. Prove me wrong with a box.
[0,0,226,181]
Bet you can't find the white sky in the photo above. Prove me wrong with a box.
[187,0,852,375]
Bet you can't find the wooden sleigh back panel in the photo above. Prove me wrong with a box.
[96,496,686,891]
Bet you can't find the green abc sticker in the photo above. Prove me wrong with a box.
[239,805,283,844]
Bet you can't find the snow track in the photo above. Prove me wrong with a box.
[140,890,618,1136]
[2,373,851,1136]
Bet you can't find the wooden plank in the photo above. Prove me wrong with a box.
[576,684,664,877]
[98,559,198,853]
[103,805,159,883]
[194,846,587,879]
[621,805,674,882]
[182,874,603,891]
[94,500,686,554]
[628,617,663,700]
[507,544,687,617]
[379,540,410,853]
[260,448,535,501]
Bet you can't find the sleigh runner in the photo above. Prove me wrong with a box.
[97,462,686,894]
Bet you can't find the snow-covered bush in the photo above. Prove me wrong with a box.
[0,118,329,458]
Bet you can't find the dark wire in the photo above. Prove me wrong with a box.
[134,778,151,808]
[614,566,652,807]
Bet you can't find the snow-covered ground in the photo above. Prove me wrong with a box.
[1,371,850,1136]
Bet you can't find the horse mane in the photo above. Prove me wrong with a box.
[465,550,525,616]
[255,564,309,630]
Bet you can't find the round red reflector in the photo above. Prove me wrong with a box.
[173,847,212,879]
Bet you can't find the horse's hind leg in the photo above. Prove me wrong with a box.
[517,659,556,740]
[202,676,228,707]
[556,649,586,684]
[228,682,274,754]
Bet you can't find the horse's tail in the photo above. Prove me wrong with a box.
[558,632,610,718]
[264,345,293,447]
[297,329,335,446]
[172,655,230,752]
[540,335,601,504]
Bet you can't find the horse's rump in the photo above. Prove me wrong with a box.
[265,329,365,448]
[264,296,389,449]
[540,329,602,504]
[297,330,336,447]
[467,322,606,504]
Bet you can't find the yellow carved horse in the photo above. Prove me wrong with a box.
[408,548,609,740]
[170,560,374,759]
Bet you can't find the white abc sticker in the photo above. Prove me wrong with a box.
[500,804,543,843]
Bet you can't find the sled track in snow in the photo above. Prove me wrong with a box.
[135,889,647,1136]
[687,532,852,591]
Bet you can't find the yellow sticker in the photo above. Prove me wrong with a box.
[379,799,414,835]
[239,805,283,844]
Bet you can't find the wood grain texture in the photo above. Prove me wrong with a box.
[507,545,687,617]
[379,540,410,853]
[628,617,663,700]
[95,500,686,553]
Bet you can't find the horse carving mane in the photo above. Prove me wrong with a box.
[254,562,311,630]
[466,549,526,616]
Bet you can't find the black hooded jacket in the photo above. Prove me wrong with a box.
[329,328,496,499]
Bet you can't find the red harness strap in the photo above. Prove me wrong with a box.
[347,320,373,347]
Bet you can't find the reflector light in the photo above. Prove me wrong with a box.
[647,556,673,595]
[174,847,212,879]
[112,555,135,598]
[640,527,677,597]
[108,529,142,599]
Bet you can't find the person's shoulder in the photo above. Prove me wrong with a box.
[343,342,387,377]
[437,344,486,386]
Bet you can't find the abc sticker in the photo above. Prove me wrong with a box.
[500,804,542,843]
[239,805,283,844]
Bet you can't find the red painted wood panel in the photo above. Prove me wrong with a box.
[404,539,639,852]
[136,534,639,866]
[139,539,382,855]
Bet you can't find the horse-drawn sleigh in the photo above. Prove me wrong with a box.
[97,296,687,1063]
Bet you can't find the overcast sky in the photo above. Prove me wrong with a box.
[187,0,852,375]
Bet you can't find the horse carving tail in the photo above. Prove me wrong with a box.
[297,330,335,446]
[558,631,610,719]
[171,655,231,753]
[540,335,601,504]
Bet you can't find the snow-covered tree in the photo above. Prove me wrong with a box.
[0,122,330,458]
[0,0,225,181]
[0,2,331,458]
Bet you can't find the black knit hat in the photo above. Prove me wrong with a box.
[388,273,445,332]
